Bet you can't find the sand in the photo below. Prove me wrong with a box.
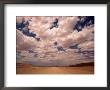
[16,62,94,74]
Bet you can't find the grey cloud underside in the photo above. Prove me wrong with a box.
[16,50,93,66]
[16,16,94,66]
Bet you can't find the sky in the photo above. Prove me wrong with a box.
[16,16,94,66]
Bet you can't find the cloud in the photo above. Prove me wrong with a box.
[16,30,37,51]
[79,41,94,51]
[16,16,94,66]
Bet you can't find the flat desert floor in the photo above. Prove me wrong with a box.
[16,62,94,74]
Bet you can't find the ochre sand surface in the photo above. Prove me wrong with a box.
[16,62,94,74]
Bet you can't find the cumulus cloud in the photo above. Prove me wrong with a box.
[16,16,94,66]
[16,30,37,51]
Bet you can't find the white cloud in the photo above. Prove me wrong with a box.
[16,16,94,66]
